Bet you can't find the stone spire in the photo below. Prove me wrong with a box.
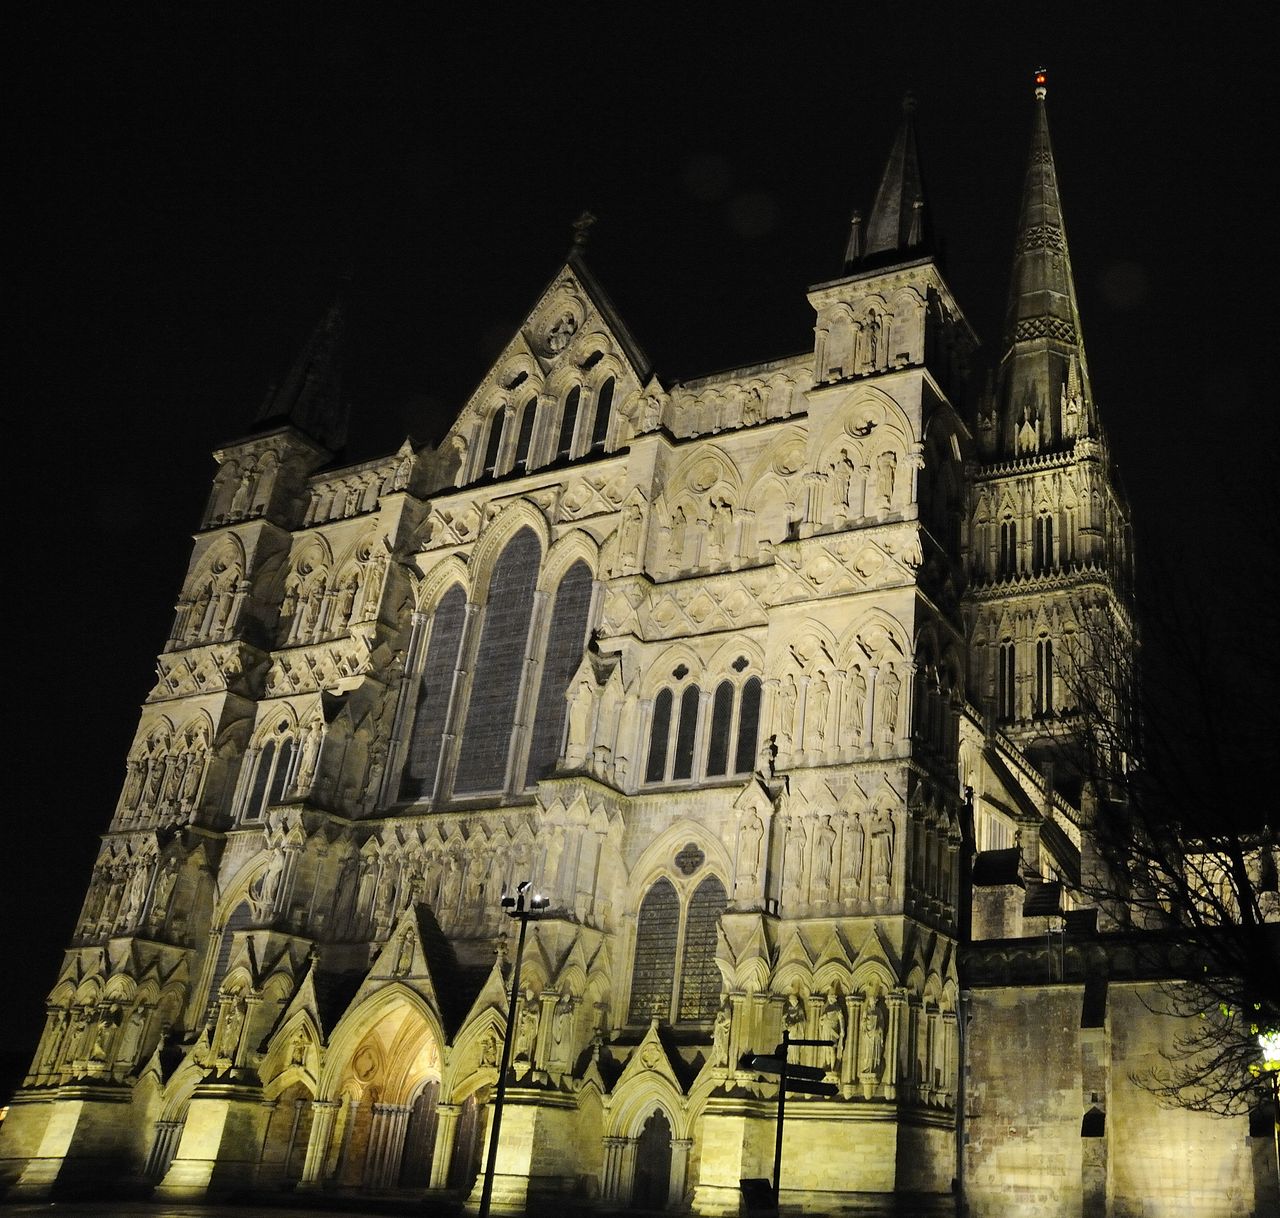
[995,69,1094,457]
[853,91,931,267]
[253,286,349,453]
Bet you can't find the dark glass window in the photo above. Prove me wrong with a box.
[645,690,673,784]
[628,878,679,1022]
[454,529,540,793]
[268,738,294,803]
[245,741,274,820]
[556,386,581,460]
[402,585,467,800]
[589,377,614,452]
[734,677,762,774]
[997,642,1016,722]
[672,685,700,780]
[513,397,537,473]
[705,681,734,778]
[481,412,504,478]
[207,901,253,1002]
[677,876,727,1021]
[524,561,593,786]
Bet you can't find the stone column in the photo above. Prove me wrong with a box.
[842,994,860,1095]
[300,1099,340,1184]
[600,1135,628,1202]
[428,1103,460,1190]
[669,1138,694,1208]
[885,989,907,1100]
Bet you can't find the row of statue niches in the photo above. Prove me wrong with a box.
[278,550,389,647]
[33,999,157,1084]
[301,456,414,526]
[760,809,897,910]
[771,662,901,759]
[174,568,245,646]
[77,851,187,940]
[115,745,209,824]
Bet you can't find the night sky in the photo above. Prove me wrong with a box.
[5,5,1275,1085]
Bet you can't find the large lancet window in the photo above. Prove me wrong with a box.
[524,560,593,786]
[481,411,504,479]
[512,396,537,474]
[401,585,467,800]
[1035,637,1054,716]
[999,520,1018,577]
[997,640,1016,723]
[556,386,581,460]
[589,377,614,453]
[646,672,760,785]
[454,528,541,793]
[241,728,296,821]
[628,869,728,1025]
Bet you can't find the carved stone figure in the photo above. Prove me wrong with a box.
[480,1029,500,1068]
[547,311,577,353]
[847,812,866,889]
[218,997,246,1060]
[871,809,895,891]
[876,449,897,509]
[782,992,805,1035]
[618,500,644,569]
[777,674,799,747]
[859,997,885,1075]
[670,506,688,560]
[876,663,901,742]
[709,500,733,560]
[806,671,831,749]
[179,750,205,805]
[711,1001,732,1065]
[741,384,764,425]
[514,991,540,1063]
[565,674,596,764]
[737,813,763,884]
[820,993,845,1072]
[551,992,574,1060]
[846,665,868,743]
[811,816,836,897]
[832,450,855,510]
[783,821,805,900]
[118,860,151,927]
[150,863,177,922]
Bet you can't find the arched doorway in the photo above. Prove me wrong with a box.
[448,1090,487,1191]
[631,1107,672,1209]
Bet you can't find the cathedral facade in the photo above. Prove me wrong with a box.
[1,81,1272,1216]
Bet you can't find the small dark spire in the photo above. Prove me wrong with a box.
[842,209,864,269]
[570,210,598,256]
[861,89,932,263]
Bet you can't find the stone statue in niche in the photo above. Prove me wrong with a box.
[870,809,895,891]
[551,992,575,1062]
[150,863,177,923]
[117,860,151,928]
[40,1009,71,1071]
[782,992,805,1036]
[876,663,901,743]
[711,1001,732,1066]
[394,927,416,976]
[89,1006,119,1062]
[637,393,662,433]
[859,994,885,1076]
[777,674,799,749]
[179,750,205,806]
[116,1005,148,1074]
[832,450,856,512]
[514,990,540,1064]
[742,384,764,425]
[669,505,688,562]
[806,671,831,749]
[847,812,866,891]
[820,992,845,1072]
[218,997,246,1061]
[737,813,764,885]
[875,449,897,510]
[845,665,868,743]
[783,820,805,902]
[617,500,644,570]
[361,549,388,618]
[565,673,597,766]
[480,1029,500,1068]
[811,815,836,898]
[708,500,733,561]
[438,857,462,913]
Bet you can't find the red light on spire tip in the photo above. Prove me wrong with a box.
[1034,66,1048,100]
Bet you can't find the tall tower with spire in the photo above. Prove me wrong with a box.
[965,70,1133,777]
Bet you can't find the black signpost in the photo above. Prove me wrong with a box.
[742,1029,837,1211]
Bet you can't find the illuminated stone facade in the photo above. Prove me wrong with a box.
[1,85,1272,1216]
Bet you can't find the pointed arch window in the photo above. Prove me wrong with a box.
[672,686,701,780]
[481,411,504,479]
[240,726,297,822]
[705,681,735,778]
[734,677,762,774]
[556,386,581,460]
[997,640,1016,723]
[999,520,1018,577]
[1036,637,1054,717]
[644,690,673,784]
[454,529,541,794]
[206,901,253,1007]
[628,869,728,1025]
[589,377,614,453]
[524,560,593,786]
[401,585,467,801]
[1033,514,1054,573]
[512,396,537,474]
[645,673,760,786]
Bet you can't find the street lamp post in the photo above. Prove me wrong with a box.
[477,880,548,1218]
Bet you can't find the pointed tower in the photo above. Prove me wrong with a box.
[965,70,1133,775]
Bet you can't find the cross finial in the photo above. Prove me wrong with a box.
[571,210,598,253]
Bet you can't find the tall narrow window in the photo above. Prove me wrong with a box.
[556,386,581,460]
[997,641,1016,722]
[402,585,467,800]
[589,377,614,453]
[525,561,593,786]
[207,902,253,1004]
[734,677,762,774]
[677,876,727,1020]
[455,529,540,794]
[1000,521,1018,576]
[705,681,734,778]
[481,412,504,479]
[268,738,294,804]
[513,397,537,473]
[244,741,275,821]
[672,686,701,781]
[1036,637,1054,716]
[645,690,673,784]
[629,879,679,1022]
